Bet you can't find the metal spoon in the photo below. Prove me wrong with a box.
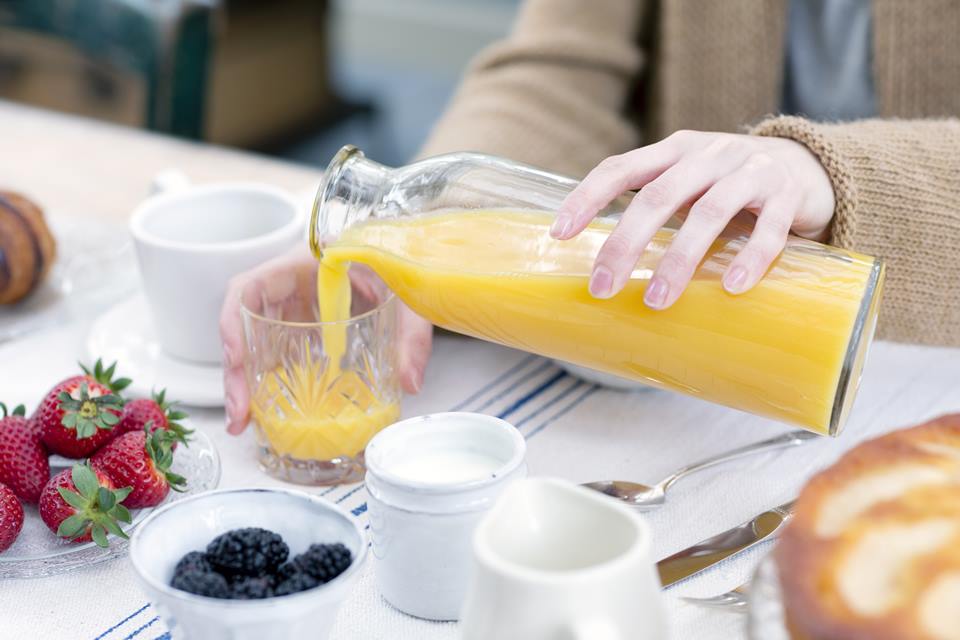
[583,430,818,510]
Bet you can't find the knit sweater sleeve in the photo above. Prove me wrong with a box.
[415,0,648,178]
[752,115,960,346]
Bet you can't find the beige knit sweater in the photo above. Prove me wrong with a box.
[419,0,960,346]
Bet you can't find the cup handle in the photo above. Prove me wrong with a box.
[150,168,191,195]
[564,618,622,640]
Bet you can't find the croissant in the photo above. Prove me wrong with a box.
[0,191,57,304]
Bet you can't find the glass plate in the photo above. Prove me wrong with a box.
[0,427,221,578]
[747,553,790,640]
[0,214,139,344]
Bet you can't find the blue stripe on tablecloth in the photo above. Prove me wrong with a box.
[525,384,600,439]
[92,604,151,640]
[94,353,573,639]
[153,634,171,640]
[449,353,539,411]
[514,379,586,430]
[496,370,568,420]
[472,359,557,413]
[122,616,159,640]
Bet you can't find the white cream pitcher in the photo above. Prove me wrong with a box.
[459,477,669,640]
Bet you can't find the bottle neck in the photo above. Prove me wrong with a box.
[310,145,391,258]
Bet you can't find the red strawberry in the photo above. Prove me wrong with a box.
[0,402,50,503]
[36,359,130,458]
[39,463,132,548]
[118,389,191,446]
[0,481,24,553]
[91,427,187,509]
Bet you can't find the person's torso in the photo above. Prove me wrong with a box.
[635,0,960,141]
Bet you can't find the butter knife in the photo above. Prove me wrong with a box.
[656,501,794,588]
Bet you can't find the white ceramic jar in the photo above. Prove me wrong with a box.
[364,412,527,621]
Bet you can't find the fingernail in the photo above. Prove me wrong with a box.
[644,277,669,309]
[411,372,423,394]
[589,266,614,298]
[550,214,572,239]
[724,266,748,293]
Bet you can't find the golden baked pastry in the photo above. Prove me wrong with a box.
[777,414,960,640]
[0,191,56,304]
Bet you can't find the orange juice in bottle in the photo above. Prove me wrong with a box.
[310,146,884,436]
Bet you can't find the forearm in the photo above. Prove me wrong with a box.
[752,116,960,346]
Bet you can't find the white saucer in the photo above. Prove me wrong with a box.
[86,294,224,407]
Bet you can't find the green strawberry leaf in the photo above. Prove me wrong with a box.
[113,504,132,523]
[57,514,87,538]
[57,487,88,510]
[90,523,108,548]
[167,471,188,492]
[112,378,132,392]
[101,518,126,538]
[98,487,116,511]
[72,464,100,499]
[113,486,133,504]
[76,421,95,439]
[62,413,79,428]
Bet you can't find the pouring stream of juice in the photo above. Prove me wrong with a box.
[317,209,882,434]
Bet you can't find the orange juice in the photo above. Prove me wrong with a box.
[320,209,884,434]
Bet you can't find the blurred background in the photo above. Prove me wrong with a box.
[0,0,521,167]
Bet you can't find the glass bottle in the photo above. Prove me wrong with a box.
[310,145,884,436]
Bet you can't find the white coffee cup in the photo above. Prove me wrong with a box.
[364,412,527,621]
[460,477,668,640]
[130,177,304,364]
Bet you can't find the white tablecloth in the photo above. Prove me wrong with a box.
[2,316,959,640]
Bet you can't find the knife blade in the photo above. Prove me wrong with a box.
[656,501,794,588]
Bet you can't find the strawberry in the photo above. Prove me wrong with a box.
[91,426,187,509]
[118,389,191,446]
[36,359,130,458]
[0,481,24,553]
[39,463,132,548]
[0,402,49,503]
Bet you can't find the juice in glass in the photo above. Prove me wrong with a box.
[242,264,400,484]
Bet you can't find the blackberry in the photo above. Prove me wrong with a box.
[292,543,352,583]
[206,528,289,577]
[275,562,298,583]
[174,551,212,576]
[274,571,319,597]
[231,575,275,599]
[171,569,230,599]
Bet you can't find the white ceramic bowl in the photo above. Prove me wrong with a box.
[129,488,367,640]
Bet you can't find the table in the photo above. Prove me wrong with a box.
[2,102,960,640]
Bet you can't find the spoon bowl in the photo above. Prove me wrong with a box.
[581,480,666,510]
